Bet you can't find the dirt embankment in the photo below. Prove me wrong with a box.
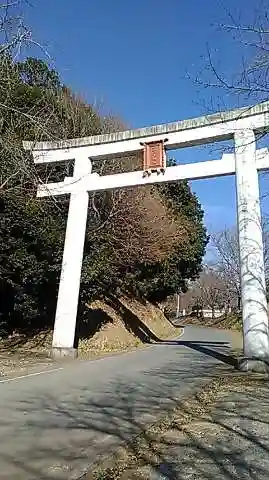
[0,296,181,376]
[78,295,180,358]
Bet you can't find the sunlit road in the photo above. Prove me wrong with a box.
[0,326,233,479]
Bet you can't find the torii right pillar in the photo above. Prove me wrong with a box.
[235,129,269,372]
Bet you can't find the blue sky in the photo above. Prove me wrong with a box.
[24,0,269,236]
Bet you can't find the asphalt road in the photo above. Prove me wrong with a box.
[0,326,233,479]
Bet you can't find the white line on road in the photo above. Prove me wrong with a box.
[0,367,64,383]
[0,329,185,384]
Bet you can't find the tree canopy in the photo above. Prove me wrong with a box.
[0,56,208,333]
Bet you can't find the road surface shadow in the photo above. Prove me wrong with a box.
[159,340,238,367]
[0,355,236,479]
[0,365,268,480]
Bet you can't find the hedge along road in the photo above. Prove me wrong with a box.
[0,325,233,479]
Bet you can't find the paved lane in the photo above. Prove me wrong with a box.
[0,326,233,479]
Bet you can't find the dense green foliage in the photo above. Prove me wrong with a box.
[0,56,208,333]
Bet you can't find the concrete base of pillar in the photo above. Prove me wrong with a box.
[238,357,269,374]
[51,347,78,359]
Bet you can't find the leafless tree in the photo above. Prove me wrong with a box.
[0,0,45,58]
[0,0,51,192]
[186,0,269,116]
[188,267,228,318]
[174,266,229,318]
[210,229,241,310]
[106,185,186,267]
[210,220,269,309]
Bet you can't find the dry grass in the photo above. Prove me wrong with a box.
[179,312,242,331]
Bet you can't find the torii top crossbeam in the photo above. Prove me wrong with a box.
[24,101,269,163]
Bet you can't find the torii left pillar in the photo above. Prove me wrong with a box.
[51,156,91,358]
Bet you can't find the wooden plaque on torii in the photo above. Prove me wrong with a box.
[141,139,167,176]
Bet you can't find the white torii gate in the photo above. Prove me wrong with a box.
[24,102,269,372]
